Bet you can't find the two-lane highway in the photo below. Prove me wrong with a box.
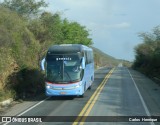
[80,67,157,125]
[1,67,160,125]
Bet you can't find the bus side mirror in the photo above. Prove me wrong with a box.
[81,57,85,69]
[41,58,46,71]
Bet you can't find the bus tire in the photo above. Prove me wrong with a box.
[79,94,84,98]
[88,85,92,90]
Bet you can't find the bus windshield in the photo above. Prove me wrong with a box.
[46,54,82,83]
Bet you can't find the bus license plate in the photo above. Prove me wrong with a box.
[60,92,66,95]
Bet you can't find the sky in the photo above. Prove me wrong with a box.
[45,0,160,61]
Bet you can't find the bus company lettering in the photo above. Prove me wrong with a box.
[56,58,72,61]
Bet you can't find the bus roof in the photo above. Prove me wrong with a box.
[47,44,92,54]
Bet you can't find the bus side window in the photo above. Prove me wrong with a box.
[85,51,88,65]
[84,50,93,64]
[87,51,91,64]
[88,51,91,64]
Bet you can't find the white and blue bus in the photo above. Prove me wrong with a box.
[41,44,94,97]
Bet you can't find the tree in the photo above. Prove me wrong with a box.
[2,0,47,18]
[62,19,92,45]
[40,12,64,44]
[133,26,160,77]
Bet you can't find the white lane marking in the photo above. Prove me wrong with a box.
[2,96,50,125]
[128,69,155,125]
[17,97,50,116]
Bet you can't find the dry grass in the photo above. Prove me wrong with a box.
[0,48,18,101]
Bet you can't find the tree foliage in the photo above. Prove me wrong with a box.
[2,0,47,18]
[133,26,160,77]
[62,19,92,45]
[28,12,92,46]
[0,6,42,100]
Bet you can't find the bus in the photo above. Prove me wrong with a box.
[41,44,94,97]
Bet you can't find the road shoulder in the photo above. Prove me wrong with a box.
[129,69,160,116]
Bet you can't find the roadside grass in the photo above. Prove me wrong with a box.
[0,90,15,102]
[0,68,45,102]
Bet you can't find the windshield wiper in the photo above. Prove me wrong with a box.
[64,70,72,82]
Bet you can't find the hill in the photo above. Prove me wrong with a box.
[91,46,132,68]
[91,46,119,68]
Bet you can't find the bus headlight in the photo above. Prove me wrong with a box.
[46,85,51,89]
[75,85,80,88]
[75,83,82,88]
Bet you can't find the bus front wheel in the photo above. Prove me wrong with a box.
[88,85,92,90]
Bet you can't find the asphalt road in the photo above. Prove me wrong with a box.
[0,67,160,125]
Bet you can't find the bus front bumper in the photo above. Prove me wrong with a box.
[45,87,83,96]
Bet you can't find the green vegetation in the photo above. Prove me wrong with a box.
[2,0,47,18]
[120,60,132,67]
[133,26,160,79]
[0,6,41,101]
